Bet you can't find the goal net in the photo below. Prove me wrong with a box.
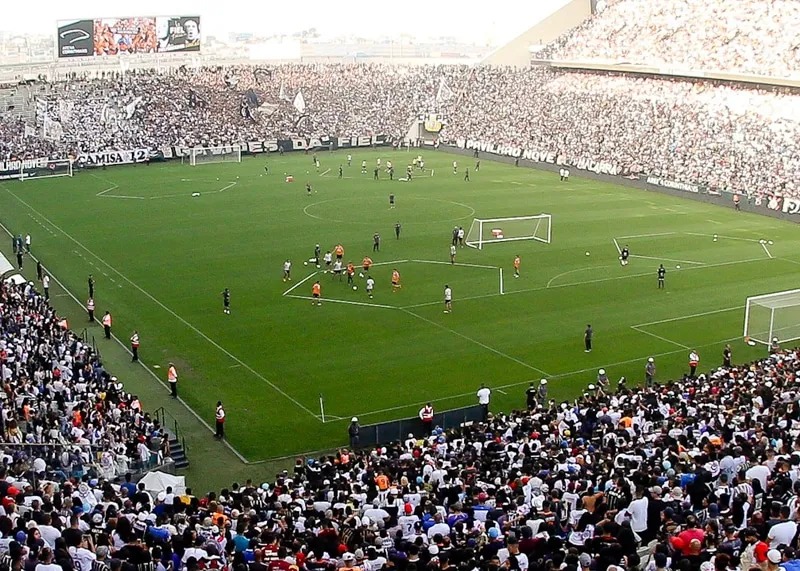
[744,289,800,345]
[15,158,73,181]
[465,214,551,250]
[186,145,242,166]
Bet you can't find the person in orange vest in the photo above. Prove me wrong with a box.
[733,193,741,211]
[87,298,95,322]
[419,403,434,436]
[334,244,344,261]
[375,470,391,504]
[168,362,178,397]
[346,262,355,287]
[688,349,699,378]
[514,255,521,278]
[130,331,140,362]
[102,311,112,339]
[311,281,322,306]
[362,256,373,273]
[391,269,402,292]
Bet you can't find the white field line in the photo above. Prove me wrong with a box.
[762,243,774,259]
[547,266,616,288]
[630,254,705,265]
[150,181,237,200]
[617,232,678,240]
[319,168,331,177]
[0,214,250,464]
[683,232,763,243]
[400,308,551,377]
[96,185,119,196]
[706,219,723,225]
[345,333,745,420]
[2,186,320,423]
[402,257,770,310]
[285,294,395,310]
[411,258,499,270]
[630,325,690,350]
[371,259,408,267]
[633,306,742,328]
[282,272,318,296]
[612,238,621,254]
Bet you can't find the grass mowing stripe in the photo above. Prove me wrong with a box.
[400,308,551,377]
[2,185,321,423]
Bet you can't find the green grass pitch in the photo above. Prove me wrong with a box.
[1,150,799,461]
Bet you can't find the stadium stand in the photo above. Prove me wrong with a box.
[2,64,799,199]
[542,0,800,78]
[0,276,172,484]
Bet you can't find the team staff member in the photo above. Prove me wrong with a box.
[86,298,95,322]
[419,403,434,436]
[102,311,113,339]
[168,362,178,397]
[215,401,225,439]
[130,331,140,362]
[88,274,95,298]
[584,324,593,352]
[513,255,521,278]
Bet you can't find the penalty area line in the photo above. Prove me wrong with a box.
[285,294,395,310]
[282,272,318,296]
[411,259,499,270]
[633,306,742,328]
[630,325,690,350]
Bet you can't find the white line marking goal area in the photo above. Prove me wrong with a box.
[629,306,742,349]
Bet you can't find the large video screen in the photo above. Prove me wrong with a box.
[57,15,200,58]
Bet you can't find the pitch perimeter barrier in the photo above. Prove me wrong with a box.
[440,143,800,224]
[357,404,484,448]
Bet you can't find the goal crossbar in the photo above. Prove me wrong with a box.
[465,214,551,250]
[187,145,242,166]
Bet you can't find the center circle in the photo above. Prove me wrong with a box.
[303,196,475,225]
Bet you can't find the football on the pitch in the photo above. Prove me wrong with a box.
[358,272,364,278]
[353,286,358,291]
[585,252,590,256]
[768,240,774,245]
[316,264,320,268]
[676,265,681,269]
[304,261,308,266]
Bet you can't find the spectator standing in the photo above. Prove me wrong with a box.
[168,362,178,397]
[215,401,225,439]
[477,384,491,420]
[645,357,655,387]
[102,311,112,339]
[130,330,140,362]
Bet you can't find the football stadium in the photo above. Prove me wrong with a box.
[1,1,800,569]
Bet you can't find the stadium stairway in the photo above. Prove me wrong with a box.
[168,434,190,470]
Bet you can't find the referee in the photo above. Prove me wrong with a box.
[215,401,225,439]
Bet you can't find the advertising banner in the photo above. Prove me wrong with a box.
[155,16,201,52]
[57,20,94,58]
[93,17,157,55]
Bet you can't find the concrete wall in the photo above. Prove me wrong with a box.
[482,0,592,67]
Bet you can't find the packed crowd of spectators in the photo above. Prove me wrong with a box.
[541,0,800,78]
[4,322,800,571]
[1,63,799,199]
[0,278,169,487]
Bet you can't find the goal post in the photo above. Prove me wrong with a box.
[187,145,242,166]
[20,158,73,181]
[465,214,551,250]
[743,289,800,345]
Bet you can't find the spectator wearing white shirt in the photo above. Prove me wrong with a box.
[767,505,797,548]
[477,384,491,420]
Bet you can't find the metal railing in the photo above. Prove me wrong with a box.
[153,406,188,460]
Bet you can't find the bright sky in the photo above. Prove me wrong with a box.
[3,0,570,43]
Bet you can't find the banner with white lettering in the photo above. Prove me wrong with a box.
[161,134,390,158]
[646,176,700,193]
[78,148,150,167]
[456,139,622,177]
